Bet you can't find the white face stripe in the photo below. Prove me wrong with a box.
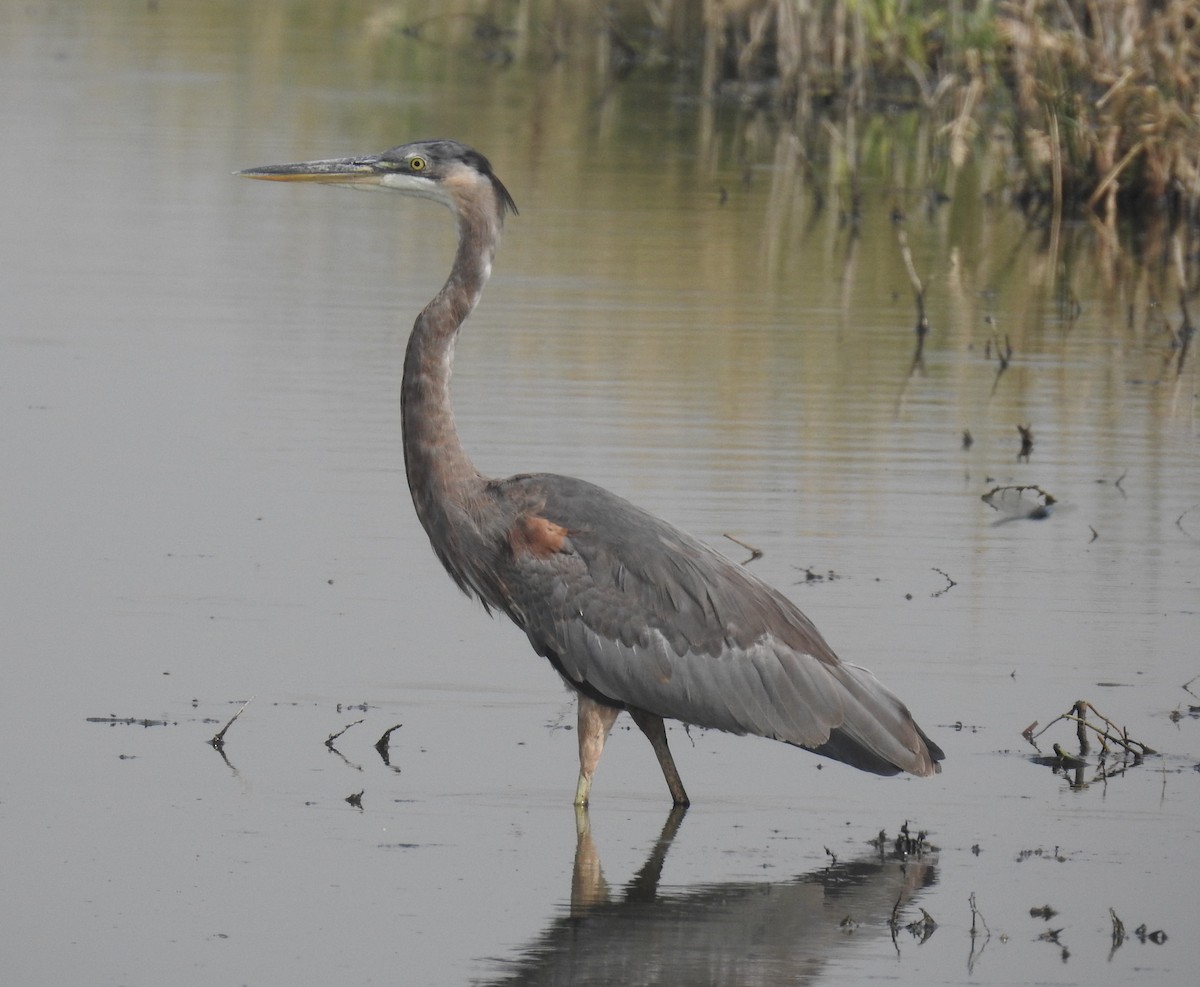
[377,171,456,210]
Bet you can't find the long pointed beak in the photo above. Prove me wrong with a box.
[238,155,386,186]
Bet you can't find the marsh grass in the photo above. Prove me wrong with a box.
[996,0,1199,225]
[690,0,1198,227]
[391,1,1199,227]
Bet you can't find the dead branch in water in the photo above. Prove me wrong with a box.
[1027,699,1156,758]
[1171,233,1194,375]
[985,322,1012,394]
[1109,907,1126,959]
[967,892,991,975]
[1016,424,1034,462]
[209,697,252,752]
[326,717,364,749]
[895,220,929,374]
[375,723,404,767]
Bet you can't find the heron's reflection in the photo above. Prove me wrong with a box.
[482,807,937,986]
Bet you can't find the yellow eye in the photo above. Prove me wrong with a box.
[408,156,427,172]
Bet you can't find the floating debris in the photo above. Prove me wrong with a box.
[868,820,936,860]
[982,484,1057,521]
[894,820,932,857]
[794,565,841,585]
[905,907,937,943]
[1016,846,1069,864]
[1135,924,1168,945]
[1017,424,1034,461]
[86,715,175,728]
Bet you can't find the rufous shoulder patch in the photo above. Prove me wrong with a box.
[510,514,568,558]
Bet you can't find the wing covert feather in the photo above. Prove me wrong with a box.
[492,473,942,776]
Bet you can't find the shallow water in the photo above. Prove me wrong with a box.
[2,4,1197,985]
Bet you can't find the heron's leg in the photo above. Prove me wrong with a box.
[574,695,620,806]
[628,709,691,806]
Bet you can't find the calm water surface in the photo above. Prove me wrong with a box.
[1,4,1196,985]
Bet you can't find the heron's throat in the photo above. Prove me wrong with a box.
[400,209,501,563]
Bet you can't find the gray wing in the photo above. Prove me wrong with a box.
[489,473,943,777]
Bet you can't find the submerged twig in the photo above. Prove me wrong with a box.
[893,820,932,857]
[969,893,989,936]
[931,568,957,598]
[722,532,763,565]
[1051,742,1087,769]
[986,322,1012,394]
[1109,907,1126,959]
[326,717,365,749]
[1171,232,1194,376]
[906,907,937,943]
[967,892,991,975]
[1017,424,1034,462]
[209,697,253,752]
[1176,503,1199,539]
[896,223,929,334]
[895,221,929,374]
[1135,924,1168,945]
[375,723,404,767]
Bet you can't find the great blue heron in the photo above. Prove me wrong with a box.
[241,139,944,805]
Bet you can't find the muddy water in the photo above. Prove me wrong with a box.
[2,4,1197,985]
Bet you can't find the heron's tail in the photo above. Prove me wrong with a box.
[806,662,944,777]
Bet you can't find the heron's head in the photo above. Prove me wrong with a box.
[239,139,517,225]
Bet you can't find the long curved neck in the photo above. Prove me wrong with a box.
[401,198,502,590]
